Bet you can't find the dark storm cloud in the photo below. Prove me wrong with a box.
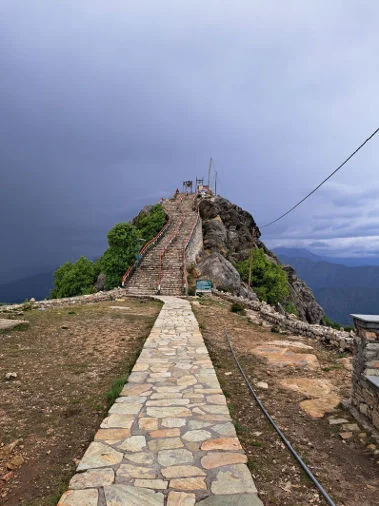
[1,1,379,283]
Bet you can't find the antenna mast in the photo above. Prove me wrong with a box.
[208,157,213,187]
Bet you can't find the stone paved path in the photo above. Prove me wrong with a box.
[58,297,262,505]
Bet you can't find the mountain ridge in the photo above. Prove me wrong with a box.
[274,248,379,324]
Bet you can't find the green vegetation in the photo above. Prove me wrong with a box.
[51,257,98,298]
[100,222,140,290]
[134,204,167,243]
[230,302,246,315]
[105,375,129,407]
[323,315,354,332]
[284,303,298,316]
[235,248,289,305]
[51,204,167,297]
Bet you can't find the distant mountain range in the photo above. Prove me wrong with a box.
[274,248,379,325]
[0,271,54,304]
[273,247,379,267]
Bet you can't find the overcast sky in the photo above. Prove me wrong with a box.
[1,1,379,283]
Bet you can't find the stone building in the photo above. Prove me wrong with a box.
[351,314,379,430]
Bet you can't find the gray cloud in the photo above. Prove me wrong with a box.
[1,1,379,283]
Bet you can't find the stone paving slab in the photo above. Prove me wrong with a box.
[58,297,263,505]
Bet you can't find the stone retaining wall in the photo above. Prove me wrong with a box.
[351,318,379,430]
[212,289,354,352]
[185,216,203,266]
[0,288,130,313]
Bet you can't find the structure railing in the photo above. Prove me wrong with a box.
[157,194,185,294]
[121,210,171,287]
[183,194,200,295]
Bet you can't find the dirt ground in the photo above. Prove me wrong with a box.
[0,297,162,505]
[192,296,379,506]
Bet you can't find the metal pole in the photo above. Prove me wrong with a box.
[247,231,254,294]
[208,157,212,187]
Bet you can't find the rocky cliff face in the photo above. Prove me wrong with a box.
[195,195,324,324]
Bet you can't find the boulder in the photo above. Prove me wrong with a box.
[202,217,228,253]
[197,252,241,292]
[95,273,106,291]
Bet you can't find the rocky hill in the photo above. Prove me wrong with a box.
[194,195,324,324]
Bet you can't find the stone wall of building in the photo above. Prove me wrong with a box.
[351,320,379,431]
[212,289,354,352]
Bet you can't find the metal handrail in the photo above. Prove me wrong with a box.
[121,210,171,287]
[182,194,200,294]
[157,194,185,293]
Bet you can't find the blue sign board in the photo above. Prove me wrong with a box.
[195,280,213,293]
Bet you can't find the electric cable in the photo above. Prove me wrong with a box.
[262,126,379,227]
[224,328,336,506]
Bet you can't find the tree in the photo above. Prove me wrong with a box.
[100,222,139,289]
[134,204,167,242]
[51,257,96,298]
[236,248,289,305]
[51,205,167,296]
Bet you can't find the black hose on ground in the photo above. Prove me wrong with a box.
[224,328,336,506]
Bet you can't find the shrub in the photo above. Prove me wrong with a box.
[323,315,352,332]
[235,249,289,305]
[134,204,167,242]
[51,257,97,298]
[231,302,246,315]
[100,222,140,290]
[51,203,167,296]
[284,303,299,317]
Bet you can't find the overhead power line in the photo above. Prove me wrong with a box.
[262,126,379,228]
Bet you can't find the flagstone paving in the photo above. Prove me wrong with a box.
[58,297,263,505]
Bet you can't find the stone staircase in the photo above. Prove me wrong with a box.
[125,194,198,296]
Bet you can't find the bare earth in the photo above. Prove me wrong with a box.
[0,297,162,505]
[1,295,379,506]
[192,297,379,506]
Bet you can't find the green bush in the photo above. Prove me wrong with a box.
[51,257,97,298]
[100,222,140,290]
[284,303,299,317]
[323,315,340,329]
[236,249,289,305]
[134,204,167,242]
[231,302,246,315]
[51,203,167,296]
[323,315,353,331]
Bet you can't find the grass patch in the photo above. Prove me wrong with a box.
[231,302,246,315]
[105,375,130,407]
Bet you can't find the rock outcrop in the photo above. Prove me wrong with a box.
[283,265,324,324]
[199,196,260,262]
[197,252,241,293]
[196,195,324,324]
